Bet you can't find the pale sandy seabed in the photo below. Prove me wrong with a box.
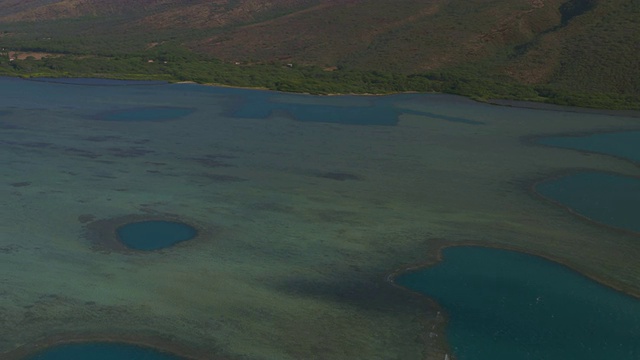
[1,79,639,360]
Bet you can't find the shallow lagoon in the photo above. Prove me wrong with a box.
[2,77,640,360]
[396,247,640,360]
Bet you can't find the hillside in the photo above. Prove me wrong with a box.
[0,0,638,109]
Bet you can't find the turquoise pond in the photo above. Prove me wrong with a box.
[395,247,640,360]
[25,343,183,360]
[536,172,640,233]
[116,221,197,251]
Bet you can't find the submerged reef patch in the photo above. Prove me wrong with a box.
[84,214,214,253]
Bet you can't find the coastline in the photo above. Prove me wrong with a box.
[3,73,639,113]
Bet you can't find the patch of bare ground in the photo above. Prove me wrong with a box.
[8,51,61,60]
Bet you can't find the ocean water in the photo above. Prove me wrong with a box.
[2,77,640,360]
[396,247,640,360]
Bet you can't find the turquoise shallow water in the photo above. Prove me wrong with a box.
[116,221,198,251]
[25,342,183,360]
[538,131,640,163]
[536,172,640,233]
[396,247,640,360]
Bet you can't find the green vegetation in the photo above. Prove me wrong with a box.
[0,0,638,110]
[1,47,637,110]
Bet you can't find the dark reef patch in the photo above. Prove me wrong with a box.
[1,140,53,149]
[107,147,154,158]
[83,135,122,142]
[404,109,485,125]
[250,202,295,214]
[198,173,247,183]
[10,182,31,187]
[275,277,429,314]
[0,123,20,130]
[0,245,20,254]
[314,210,361,224]
[317,172,362,181]
[62,147,102,159]
[191,155,235,168]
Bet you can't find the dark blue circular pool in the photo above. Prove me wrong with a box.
[116,220,197,251]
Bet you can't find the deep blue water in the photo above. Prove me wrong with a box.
[538,131,640,163]
[116,221,197,251]
[25,342,183,360]
[396,247,640,360]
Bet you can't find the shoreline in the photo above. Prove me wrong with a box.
[3,73,640,114]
